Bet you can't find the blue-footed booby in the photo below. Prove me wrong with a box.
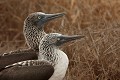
[23,12,65,50]
[0,12,65,71]
[0,33,85,80]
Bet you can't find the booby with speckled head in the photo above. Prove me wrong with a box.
[0,33,84,80]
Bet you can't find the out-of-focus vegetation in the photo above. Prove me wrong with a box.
[0,0,120,80]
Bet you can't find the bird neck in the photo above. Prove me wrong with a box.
[23,24,46,50]
[39,44,69,80]
[38,44,66,65]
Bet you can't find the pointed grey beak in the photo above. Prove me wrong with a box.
[37,12,65,27]
[43,12,65,22]
[56,35,85,46]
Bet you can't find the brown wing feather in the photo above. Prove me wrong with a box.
[0,60,54,80]
[0,49,38,71]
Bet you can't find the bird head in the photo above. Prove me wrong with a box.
[40,33,85,47]
[24,12,65,30]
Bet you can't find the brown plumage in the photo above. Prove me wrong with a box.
[0,49,38,71]
[0,60,54,80]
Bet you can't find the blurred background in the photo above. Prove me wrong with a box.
[0,0,120,80]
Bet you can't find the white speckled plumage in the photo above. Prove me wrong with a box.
[23,12,46,50]
[38,33,69,80]
[49,49,69,80]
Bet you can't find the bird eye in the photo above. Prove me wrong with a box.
[38,16,41,19]
[57,38,60,41]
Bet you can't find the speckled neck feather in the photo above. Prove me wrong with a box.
[23,19,46,50]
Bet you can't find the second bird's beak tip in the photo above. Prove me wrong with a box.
[61,12,66,15]
[56,12,66,16]
[72,35,85,38]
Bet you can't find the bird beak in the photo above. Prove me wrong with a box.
[43,12,65,22]
[37,12,65,28]
[56,35,85,46]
